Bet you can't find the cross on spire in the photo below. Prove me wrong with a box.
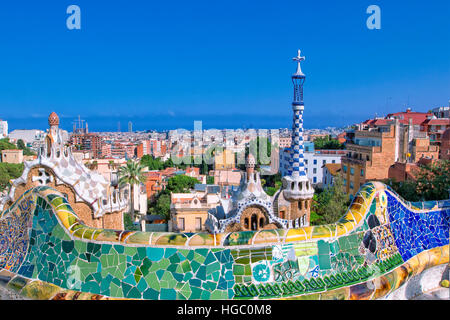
[293,49,305,76]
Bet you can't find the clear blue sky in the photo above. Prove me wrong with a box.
[0,0,449,131]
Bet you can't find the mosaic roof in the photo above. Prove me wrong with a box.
[0,115,127,217]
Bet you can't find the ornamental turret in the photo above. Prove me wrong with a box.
[280,50,314,223]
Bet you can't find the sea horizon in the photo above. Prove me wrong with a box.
[4,112,360,133]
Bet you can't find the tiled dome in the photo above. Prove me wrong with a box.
[48,112,59,126]
[246,153,256,167]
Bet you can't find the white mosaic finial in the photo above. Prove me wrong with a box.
[293,49,305,76]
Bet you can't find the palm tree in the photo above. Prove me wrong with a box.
[118,160,147,221]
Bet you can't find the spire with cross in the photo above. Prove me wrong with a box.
[293,49,305,76]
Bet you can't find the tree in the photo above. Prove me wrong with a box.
[118,160,147,220]
[206,176,214,184]
[382,178,420,202]
[0,163,24,191]
[383,160,450,202]
[165,175,199,193]
[312,174,349,225]
[17,139,26,150]
[415,160,450,201]
[0,138,16,151]
[149,193,171,220]
[313,135,345,150]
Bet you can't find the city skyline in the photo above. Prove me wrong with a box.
[0,0,449,132]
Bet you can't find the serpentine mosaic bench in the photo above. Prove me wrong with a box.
[0,181,449,300]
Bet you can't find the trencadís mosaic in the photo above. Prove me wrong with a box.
[0,182,449,300]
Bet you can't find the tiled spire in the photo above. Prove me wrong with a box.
[290,50,306,177]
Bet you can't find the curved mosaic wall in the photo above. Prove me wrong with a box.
[0,182,449,300]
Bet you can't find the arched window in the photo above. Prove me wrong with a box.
[244,218,249,229]
[251,214,257,231]
[46,137,52,157]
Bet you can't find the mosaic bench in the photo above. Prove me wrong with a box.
[0,181,449,300]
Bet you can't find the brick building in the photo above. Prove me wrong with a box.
[441,129,450,160]
[341,125,397,195]
[70,133,103,158]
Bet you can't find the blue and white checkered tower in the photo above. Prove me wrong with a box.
[282,50,315,201]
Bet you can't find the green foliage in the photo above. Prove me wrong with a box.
[16,139,26,150]
[415,160,450,201]
[0,138,35,156]
[311,174,349,225]
[0,163,24,191]
[148,193,171,220]
[384,160,450,201]
[118,160,147,218]
[313,135,345,150]
[265,187,278,197]
[165,174,199,193]
[147,174,199,219]
[0,138,16,151]
[382,179,420,202]
[123,213,140,231]
[206,176,215,184]
[140,155,173,170]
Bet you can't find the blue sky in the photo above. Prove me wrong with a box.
[0,0,449,131]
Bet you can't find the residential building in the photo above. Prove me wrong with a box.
[1,149,23,164]
[421,118,450,146]
[70,133,103,158]
[322,163,341,189]
[0,120,8,138]
[280,143,345,186]
[212,169,242,188]
[8,129,48,151]
[440,129,450,160]
[169,188,221,233]
[431,104,450,119]
[136,139,168,159]
[214,149,235,170]
[341,125,397,195]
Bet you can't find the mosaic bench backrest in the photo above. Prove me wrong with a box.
[0,182,449,300]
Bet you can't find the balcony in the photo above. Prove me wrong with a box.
[346,143,381,154]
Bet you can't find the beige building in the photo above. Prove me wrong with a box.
[214,149,235,170]
[342,121,439,196]
[169,190,221,233]
[212,169,242,187]
[1,149,23,164]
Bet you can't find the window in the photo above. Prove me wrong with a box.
[343,179,347,186]
[350,168,354,176]
[332,160,336,163]
[350,182,354,189]
[195,217,202,231]
[313,159,317,165]
[343,165,347,173]
[313,168,317,174]
[361,169,364,176]
[178,218,185,231]
[313,177,317,183]
[323,160,326,165]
